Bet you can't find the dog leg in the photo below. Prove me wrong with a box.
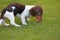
[0,19,4,25]
[21,15,27,25]
[4,11,21,27]
[17,14,27,25]
[0,19,9,26]
[3,20,10,26]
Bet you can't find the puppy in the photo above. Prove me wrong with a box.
[0,3,43,27]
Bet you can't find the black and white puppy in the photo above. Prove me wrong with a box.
[0,3,43,27]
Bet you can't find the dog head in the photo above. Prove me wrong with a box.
[30,5,43,22]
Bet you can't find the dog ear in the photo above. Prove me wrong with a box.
[29,8,36,17]
[29,11,36,17]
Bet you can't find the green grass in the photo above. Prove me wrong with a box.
[0,0,60,40]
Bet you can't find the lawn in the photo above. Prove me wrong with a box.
[0,0,60,40]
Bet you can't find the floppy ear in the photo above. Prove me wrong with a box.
[29,8,36,17]
[29,11,35,16]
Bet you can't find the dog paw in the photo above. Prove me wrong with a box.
[23,23,28,25]
[4,24,10,26]
[15,25,21,27]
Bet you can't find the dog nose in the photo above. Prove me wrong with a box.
[36,15,42,22]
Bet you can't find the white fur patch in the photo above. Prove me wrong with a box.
[11,6,16,10]
[21,5,34,16]
[0,19,4,25]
